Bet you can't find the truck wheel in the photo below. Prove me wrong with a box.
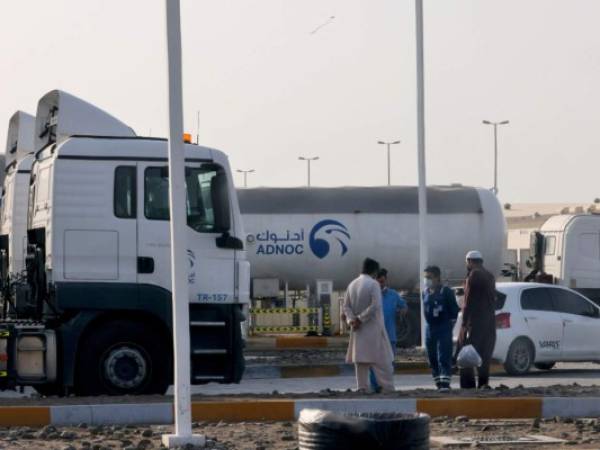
[397,308,421,347]
[534,362,555,371]
[503,338,534,375]
[76,320,170,396]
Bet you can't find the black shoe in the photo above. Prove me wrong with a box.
[438,382,451,393]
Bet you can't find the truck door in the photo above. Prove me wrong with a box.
[541,232,560,281]
[520,287,563,360]
[136,162,235,302]
[113,165,138,284]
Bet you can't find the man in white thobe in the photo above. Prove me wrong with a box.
[343,258,395,392]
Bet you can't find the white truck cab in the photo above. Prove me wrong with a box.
[0,111,35,282]
[528,214,600,304]
[0,90,249,396]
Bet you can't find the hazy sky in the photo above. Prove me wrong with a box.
[2,1,600,203]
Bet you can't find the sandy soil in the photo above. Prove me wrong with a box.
[2,417,600,449]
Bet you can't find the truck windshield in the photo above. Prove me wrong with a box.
[144,166,221,233]
[185,167,218,233]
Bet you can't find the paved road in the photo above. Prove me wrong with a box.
[0,363,597,399]
[186,363,600,396]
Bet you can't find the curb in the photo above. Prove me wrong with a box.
[1,397,599,426]
[244,363,505,379]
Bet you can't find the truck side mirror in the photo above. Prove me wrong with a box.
[212,172,231,233]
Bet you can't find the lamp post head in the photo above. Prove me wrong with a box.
[391,140,401,145]
[377,141,385,145]
[482,120,492,125]
[499,120,510,125]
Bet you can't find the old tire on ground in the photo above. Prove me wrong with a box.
[298,409,430,450]
[75,320,170,396]
[504,337,534,376]
[534,362,555,371]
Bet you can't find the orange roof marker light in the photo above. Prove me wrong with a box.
[183,133,192,143]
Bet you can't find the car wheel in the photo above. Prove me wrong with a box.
[76,320,171,396]
[504,338,534,375]
[534,362,555,371]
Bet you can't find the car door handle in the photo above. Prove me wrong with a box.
[525,316,537,321]
[563,319,573,324]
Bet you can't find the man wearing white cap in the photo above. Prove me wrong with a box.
[458,250,497,389]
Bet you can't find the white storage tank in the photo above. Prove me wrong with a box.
[238,186,506,290]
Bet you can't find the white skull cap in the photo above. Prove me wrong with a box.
[466,250,483,261]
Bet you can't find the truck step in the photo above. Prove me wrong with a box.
[194,375,225,381]
[190,321,225,327]
[192,349,227,355]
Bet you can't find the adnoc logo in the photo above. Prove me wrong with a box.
[309,219,351,259]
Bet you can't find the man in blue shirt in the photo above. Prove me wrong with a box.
[370,268,407,392]
[423,265,459,392]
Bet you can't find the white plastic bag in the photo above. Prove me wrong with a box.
[456,344,482,368]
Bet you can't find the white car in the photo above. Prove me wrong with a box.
[454,282,600,375]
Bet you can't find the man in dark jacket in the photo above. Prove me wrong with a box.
[458,250,497,389]
[423,265,459,391]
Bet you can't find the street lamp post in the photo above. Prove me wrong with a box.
[482,120,510,195]
[196,110,200,144]
[237,169,255,188]
[415,0,429,349]
[377,140,401,186]
[162,0,203,447]
[298,156,319,187]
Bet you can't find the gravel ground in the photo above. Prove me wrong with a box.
[2,417,600,449]
[244,347,426,366]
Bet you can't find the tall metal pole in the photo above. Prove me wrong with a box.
[299,156,318,187]
[237,169,254,188]
[493,123,498,195]
[377,141,400,186]
[415,0,429,349]
[387,143,391,186]
[163,0,203,447]
[483,120,509,195]
[196,110,200,144]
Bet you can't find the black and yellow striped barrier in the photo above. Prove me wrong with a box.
[250,308,319,314]
[253,326,319,333]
